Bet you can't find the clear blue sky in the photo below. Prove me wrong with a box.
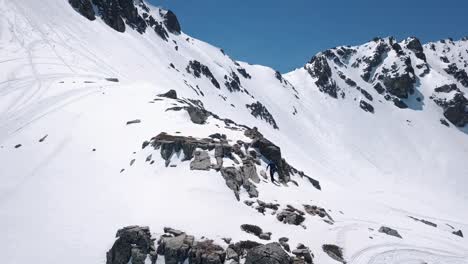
[151,0,467,72]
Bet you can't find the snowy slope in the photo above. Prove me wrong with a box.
[0,0,467,264]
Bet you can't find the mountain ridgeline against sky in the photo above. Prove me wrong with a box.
[0,0,467,264]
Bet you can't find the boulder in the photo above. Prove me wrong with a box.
[106,226,157,264]
[189,240,225,264]
[159,89,178,99]
[453,230,464,237]
[277,209,306,225]
[322,244,345,263]
[245,243,291,264]
[378,226,402,238]
[158,233,194,264]
[190,151,211,170]
[187,106,209,124]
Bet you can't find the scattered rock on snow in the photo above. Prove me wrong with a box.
[245,242,291,264]
[452,230,464,238]
[106,226,157,264]
[322,244,345,263]
[126,119,141,125]
[378,226,402,238]
[158,89,178,99]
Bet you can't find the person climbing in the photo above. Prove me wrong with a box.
[266,162,278,183]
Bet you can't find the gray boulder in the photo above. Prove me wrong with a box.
[378,226,402,239]
[106,226,157,264]
[190,150,211,170]
[189,240,225,264]
[322,244,345,263]
[245,243,291,264]
[158,233,194,264]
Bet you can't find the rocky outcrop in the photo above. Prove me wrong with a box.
[360,40,390,82]
[221,166,258,200]
[292,244,314,264]
[68,0,179,40]
[69,0,96,20]
[186,60,220,89]
[245,102,279,129]
[158,233,194,264]
[322,244,345,263]
[189,240,226,264]
[359,100,374,113]
[277,206,306,225]
[190,150,211,170]
[378,226,402,238]
[453,230,464,238]
[306,55,341,98]
[445,63,468,87]
[405,37,427,62]
[240,224,271,240]
[106,226,157,264]
[245,243,291,264]
[163,10,181,34]
[433,91,468,127]
[303,204,334,224]
[224,71,242,92]
[158,89,178,99]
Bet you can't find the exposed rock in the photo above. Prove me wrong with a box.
[361,41,390,82]
[246,101,279,129]
[106,226,157,264]
[278,237,290,252]
[164,227,185,236]
[359,100,374,113]
[322,244,345,263]
[187,106,210,124]
[440,119,450,127]
[445,63,468,87]
[163,10,181,34]
[225,71,242,92]
[229,240,263,258]
[435,84,458,93]
[393,98,408,109]
[382,70,415,99]
[373,83,385,94]
[189,240,225,264]
[434,93,468,127]
[378,226,402,238]
[453,230,464,238]
[186,60,220,89]
[306,55,341,98]
[405,37,427,61]
[292,244,313,264]
[408,216,437,227]
[69,0,96,20]
[237,68,252,79]
[259,233,272,241]
[126,119,141,125]
[190,150,211,170]
[158,233,194,264]
[303,204,334,224]
[277,208,306,225]
[245,243,291,264]
[241,224,263,236]
[158,89,178,99]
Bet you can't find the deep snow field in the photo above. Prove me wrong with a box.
[0,0,467,263]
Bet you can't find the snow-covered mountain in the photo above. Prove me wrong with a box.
[0,0,467,264]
